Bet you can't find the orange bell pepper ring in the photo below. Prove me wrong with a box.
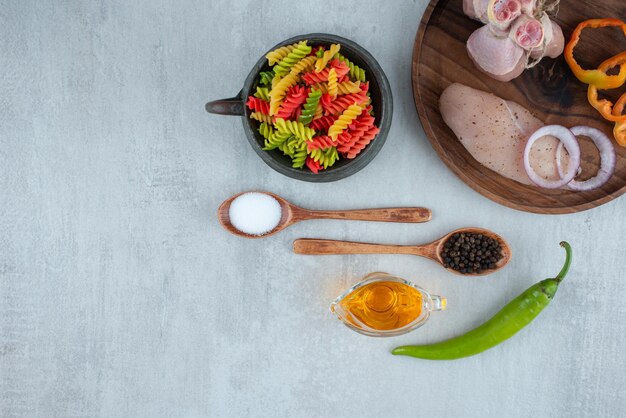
[565,18,626,89]
[587,51,626,122]
[612,88,626,146]
[614,90,626,117]
[614,121,626,147]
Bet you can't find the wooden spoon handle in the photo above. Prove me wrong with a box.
[293,239,420,255]
[301,207,432,223]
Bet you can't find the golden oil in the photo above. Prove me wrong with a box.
[334,280,423,331]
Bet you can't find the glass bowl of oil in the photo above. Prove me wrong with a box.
[330,272,446,337]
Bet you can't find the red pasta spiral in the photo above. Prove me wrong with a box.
[246,96,270,114]
[293,106,302,121]
[320,93,332,108]
[302,60,350,85]
[307,135,336,151]
[335,131,353,145]
[321,91,368,115]
[337,106,375,150]
[305,156,323,174]
[349,108,375,131]
[274,85,308,121]
[309,115,337,131]
[341,125,381,159]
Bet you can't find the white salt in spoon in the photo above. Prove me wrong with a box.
[218,191,432,239]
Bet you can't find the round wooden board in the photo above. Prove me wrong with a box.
[413,0,626,214]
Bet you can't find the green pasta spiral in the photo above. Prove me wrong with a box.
[262,129,291,151]
[289,138,308,168]
[335,53,366,82]
[273,41,312,77]
[310,146,339,169]
[298,89,322,126]
[266,43,297,66]
[253,86,270,101]
[259,71,274,86]
[257,123,274,148]
[278,140,295,158]
[274,118,315,142]
[277,136,300,158]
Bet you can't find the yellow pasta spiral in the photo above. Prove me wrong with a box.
[266,43,298,66]
[289,55,316,76]
[271,74,281,89]
[328,104,363,140]
[315,44,341,72]
[249,111,272,124]
[269,73,299,116]
[327,68,338,100]
[312,80,362,95]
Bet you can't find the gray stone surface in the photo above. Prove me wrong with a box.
[1,1,625,417]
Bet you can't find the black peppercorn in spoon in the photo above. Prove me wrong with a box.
[293,227,511,276]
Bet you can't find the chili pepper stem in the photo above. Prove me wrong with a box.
[555,241,572,283]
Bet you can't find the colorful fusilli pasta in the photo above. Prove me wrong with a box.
[305,156,323,174]
[309,115,337,131]
[262,128,291,151]
[258,71,275,86]
[266,43,297,66]
[258,122,274,141]
[309,146,339,169]
[275,85,309,121]
[269,72,299,116]
[328,104,364,141]
[247,40,381,173]
[274,41,312,77]
[315,44,341,72]
[253,86,270,101]
[336,107,376,151]
[321,91,369,115]
[307,135,335,151]
[291,143,308,168]
[299,89,322,126]
[327,68,338,100]
[312,80,362,96]
[303,59,350,85]
[274,118,315,142]
[289,55,317,76]
[246,96,269,114]
[313,103,323,120]
[334,53,367,82]
[250,111,272,124]
[341,125,381,159]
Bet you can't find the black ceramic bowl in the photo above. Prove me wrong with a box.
[205,33,392,183]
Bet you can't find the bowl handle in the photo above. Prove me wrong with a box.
[205,91,244,115]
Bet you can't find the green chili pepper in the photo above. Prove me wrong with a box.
[392,241,572,360]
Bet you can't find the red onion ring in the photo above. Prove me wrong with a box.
[556,126,616,191]
[523,125,581,189]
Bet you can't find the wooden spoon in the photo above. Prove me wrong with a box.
[293,227,511,276]
[218,191,432,239]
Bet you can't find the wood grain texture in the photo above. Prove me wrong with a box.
[413,0,626,214]
[294,207,432,223]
